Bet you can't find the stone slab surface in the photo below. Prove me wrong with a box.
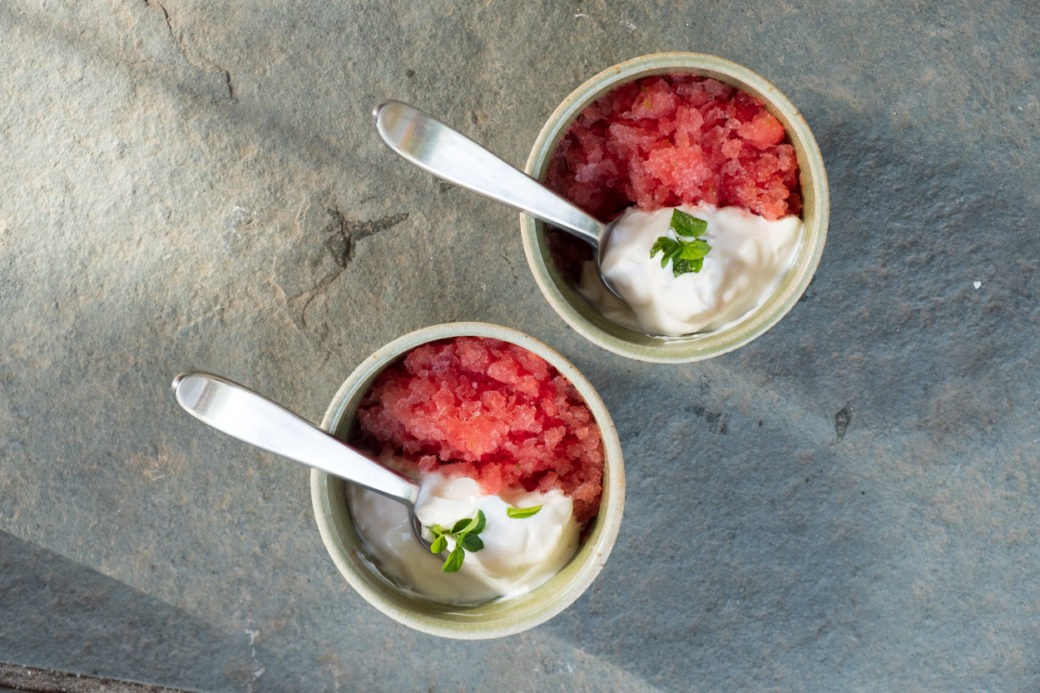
[1,1,1039,690]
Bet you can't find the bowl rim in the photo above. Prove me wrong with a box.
[310,321,625,639]
[520,51,829,363]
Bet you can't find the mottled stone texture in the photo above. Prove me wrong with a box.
[1,1,1038,690]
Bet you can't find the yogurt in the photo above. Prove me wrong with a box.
[347,473,580,605]
[580,205,802,336]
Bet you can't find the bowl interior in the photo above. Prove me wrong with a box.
[310,322,624,639]
[520,52,829,363]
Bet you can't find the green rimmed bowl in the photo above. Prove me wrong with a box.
[310,322,624,639]
[521,52,829,363]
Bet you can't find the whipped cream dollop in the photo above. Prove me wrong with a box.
[580,205,802,336]
[347,473,580,605]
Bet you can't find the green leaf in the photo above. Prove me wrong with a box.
[435,509,487,574]
[470,509,486,535]
[506,505,543,519]
[650,212,712,277]
[441,545,466,573]
[671,257,704,277]
[679,239,711,260]
[670,209,708,237]
[650,237,680,268]
[460,534,484,552]
[430,534,447,554]
[452,509,485,537]
[650,237,672,257]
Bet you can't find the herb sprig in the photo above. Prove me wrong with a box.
[428,510,486,573]
[506,505,542,519]
[650,209,712,277]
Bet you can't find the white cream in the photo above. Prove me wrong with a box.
[347,473,580,605]
[580,205,802,336]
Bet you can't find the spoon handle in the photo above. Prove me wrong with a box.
[172,372,420,505]
[374,100,606,246]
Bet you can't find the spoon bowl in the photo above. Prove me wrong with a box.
[373,100,623,298]
[171,372,434,552]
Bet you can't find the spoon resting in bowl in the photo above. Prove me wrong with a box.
[171,372,435,554]
[373,100,624,299]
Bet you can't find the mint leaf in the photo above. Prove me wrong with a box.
[506,505,543,519]
[441,545,466,573]
[671,257,703,276]
[650,236,675,258]
[470,509,486,534]
[670,208,708,237]
[649,211,712,276]
[430,534,447,554]
[428,509,487,573]
[454,509,486,537]
[679,239,711,260]
[650,237,680,268]
[460,534,484,552]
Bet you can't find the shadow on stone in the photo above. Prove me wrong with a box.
[0,532,255,692]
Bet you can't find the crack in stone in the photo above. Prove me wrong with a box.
[286,209,410,331]
[144,0,235,102]
[143,0,175,39]
[223,69,235,101]
[322,208,409,268]
[498,251,519,282]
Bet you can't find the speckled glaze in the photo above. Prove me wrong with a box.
[521,52,829,363]
[310,322,624,639]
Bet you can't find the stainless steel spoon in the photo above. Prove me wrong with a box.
[374,100,623,298]
[171,372,431,550]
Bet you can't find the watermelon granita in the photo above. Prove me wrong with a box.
[545,74,801,223]
[541,74,805,337]
[345,335,605,603]
[351,336,604,526]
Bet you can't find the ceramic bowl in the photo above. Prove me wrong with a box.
[310,322,624,639]
[520,52,829,363]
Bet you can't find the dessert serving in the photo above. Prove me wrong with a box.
[520,53,829,363]
[347,336,604,605]
[545,74,804,336]
[310,323,623,639]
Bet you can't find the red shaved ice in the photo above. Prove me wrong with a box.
[545,75,802,223]
[351,337,604,525]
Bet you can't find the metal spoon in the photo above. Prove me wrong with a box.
[373,100,623,298]
[171,372,432,551]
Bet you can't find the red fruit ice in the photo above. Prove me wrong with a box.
[545,75,802,223]
[352,337,604,525]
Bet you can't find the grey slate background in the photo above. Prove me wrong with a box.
[1,1,1038,690]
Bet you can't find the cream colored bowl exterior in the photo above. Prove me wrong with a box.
[521,52,829,363]
[310,322,624,639]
